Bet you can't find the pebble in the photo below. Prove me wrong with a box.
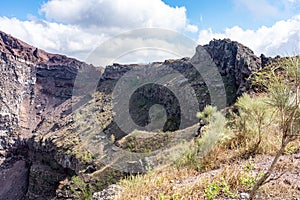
[239,192,250,199]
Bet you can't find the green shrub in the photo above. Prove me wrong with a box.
[176,106,230,170]
[196,105,217,125]
[233,93,273,151]
[196,106,230,156]
[70,176,93,200]
[205,182,220,200]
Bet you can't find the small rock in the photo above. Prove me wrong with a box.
[239,192,250,199]
[283,179,291,185]
[92,184,123,200]
[0,150,7,157]
[294,154,300,159]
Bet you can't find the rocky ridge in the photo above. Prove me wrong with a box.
[0,31,272,199]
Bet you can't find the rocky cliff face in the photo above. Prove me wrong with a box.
[0,31,101,199]
[0,31,270,199]
[202,39,261,99]
[0,30,101,141]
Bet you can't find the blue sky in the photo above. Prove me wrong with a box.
[0,0,44,20]
[164,0,260,31]
[0,0,300,65]
[164,0,300,30]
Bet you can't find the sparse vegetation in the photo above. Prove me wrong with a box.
[115,57,300,200]
[176,105,230,170]
[31,55,300,200]
[234,93,273,153]
[110,134,115,143]
[70,175,93,200]
[117,130,173,153]
[249,56,300,199]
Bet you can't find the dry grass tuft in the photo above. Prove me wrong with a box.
[115,90,300,199]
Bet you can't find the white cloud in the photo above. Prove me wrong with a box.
[86,29,197,66]
[0,0,199,65]
[186,24,198,33]
[0,17,105,60]
[40,0,196,32]
[198,15,300,56]
[0,17,196,66]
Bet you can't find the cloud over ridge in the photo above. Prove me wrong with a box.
[0,0,300,63]
[198,14,300,56]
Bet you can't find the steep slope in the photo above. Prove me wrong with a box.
[0,30,100,140]
[0,31,270,199]
[0,31,102,199]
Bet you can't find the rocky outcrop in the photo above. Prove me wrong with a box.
[202,39,262,100]
[0,31,269,199]
[102,63,144,80]
[92,184,123,200]
[102,40,264,109]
